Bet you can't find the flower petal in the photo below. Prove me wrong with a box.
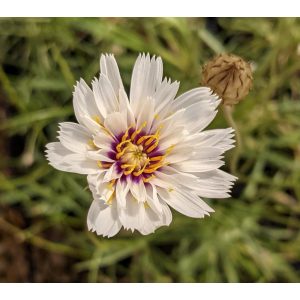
[130,54,163,115]
[118,193,170,235]
[116,179,130,209]
[104,111,128,137]
[157,186,213,218]
[79,115,103,134]
[57,122,90,154]
[191,128,235,151]
[100,54,124,96]
[73,79,102,129]
[119,88,135,126]
[192,169,237,198]
[172,87,221,134]
[145,183,163,215]
[86,150,115,162]
[138,204,162,235]
[92,74,119,118]
[172,159,224,173]
[88,173,115,203]
[136,96,155,133]
[129,180,147,203]
[88,199,122,238]
[87,199,105,231]
[118,194,140,232]
[45,142,99,174]
[173,87,219,111]
[103,163,122,182]
[153,78,179,119]
[93,130,115,150]
[181,102,219,134]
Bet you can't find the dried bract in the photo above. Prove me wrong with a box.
[202,54,253,105]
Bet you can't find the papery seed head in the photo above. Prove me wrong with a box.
[202,53,253,106]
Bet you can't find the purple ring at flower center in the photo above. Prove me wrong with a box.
[109,124,166,184]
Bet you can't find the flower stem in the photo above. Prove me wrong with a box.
[222,105,242,175]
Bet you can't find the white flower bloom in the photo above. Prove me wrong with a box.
[45,53,237,237]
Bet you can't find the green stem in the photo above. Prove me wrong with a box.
[222,105,242,175]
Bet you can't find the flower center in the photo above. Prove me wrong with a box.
[119,142,150,176]
[94,119,175,183]
[114,122,170,182]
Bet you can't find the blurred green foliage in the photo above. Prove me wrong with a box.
[0,18,300,282]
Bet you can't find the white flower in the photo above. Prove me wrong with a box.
[45,53,236,237]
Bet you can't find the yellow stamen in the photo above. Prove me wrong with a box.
[136,134,155,145]
[124,165,136,175]
[144,137,156,146]
[148,161,164,169]
[131,121,147,141]
[97,161,113,169]
[111,122,170,177]
[144,162,164,173]
[116,144,133,159]
[116,139,131,153]
[103,163,113,168]
[133,159,150,176]
[149,155,164,162]
[121,126,133,142]
[121,164,136,169]
[144,126,162,146]
[146,139,159,153]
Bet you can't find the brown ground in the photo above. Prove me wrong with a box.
[0,206,80,282]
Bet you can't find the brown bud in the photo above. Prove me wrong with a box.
[202,53,253,105]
